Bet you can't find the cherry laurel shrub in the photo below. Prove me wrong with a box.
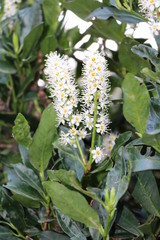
[1,0,160,240]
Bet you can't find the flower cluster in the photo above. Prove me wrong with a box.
[44,51,110,164]
[82,52,110,135]
[44,52,83,147]
[138,0,160,35]
[2,0,21,24]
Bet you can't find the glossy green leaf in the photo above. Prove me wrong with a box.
[40,34,57,55]
[47,169,105,207]
[12,193,40,208]
[54,140,81,163]
[14,163,44,196]
[141,68,160,83]
[142,133,160,154]
[131,44,160,70]
[0,188,25,231]
[48,169,82,188]
[146,98,160,135]
[19,2,43,44]
[117,207,143,237]
[54,139,84,180]
[90,159,112,174]
[55,208,87,240]
[62,0,102,19]
[29,103,58,171]
[107,148,132,201]
[18,145,31,168]
[5,181,45,203]
[42,0,60,31]
[0,61,16,74]
[132,171,160,217]
[126,147,160,172]
[12,113,32,147]
[22,23,44,59]
[88,6,145,23]
[119,38,151,74]
[43,181,101,230]
[39,231,70,240]
[122,73,150,133]
[111,131,132,159]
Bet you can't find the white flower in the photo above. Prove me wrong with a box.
[85,117,94,130]
[96,113,110,134]
[60,132,70,145]
[78,129,87,139]
[81,51,110,135]
[138,0,160,35]
[71,114,83,127]
[2,0,21,28]
[44,52,79,126]
[102,133,117,157]
[69,127,77,136]
[92,147,104,163]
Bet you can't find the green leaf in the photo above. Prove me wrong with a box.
[12,193,40,208]
[142,133,160,154]
[55,208,87,240]
[29,103,58,172]
[146,98,160,135]
[131,44,160,70]
[111,131,132,159]
[39,231,70,240]
[107,148,132,201]
[141,68,160,83]
[0,48,15,58]
[88,6,145,23]
[43,181,101,230]
[14,163,44,196]
[0,61,16,74]
[12,113,32,147]
[90,159,112,174]
[89,18,124,42]
[62,0,102,19]
[132,171,160,217]
[117,207,143,237]
[48,169,82,189]
[0,73,9,85]
[122,73,150,133]
[126,147,160,172]
[19,2,42,44]
[0,188,26,231]
[53,139,84,181]
[54,140,81,163]
[47,169,105,207]
[42,0,60,31]
[22,23,44,59]
[18,145,31,168]
[40,34,57,55]
[5,181,45,203]
[119,38,151,74]
[0,226,20,240]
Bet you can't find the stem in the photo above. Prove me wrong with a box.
[75,135,86,166]
[43,209,50,231]
[9,223,26,240]
[103,214,111,240]
[9,75,17,112]
[85,91,98,173]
